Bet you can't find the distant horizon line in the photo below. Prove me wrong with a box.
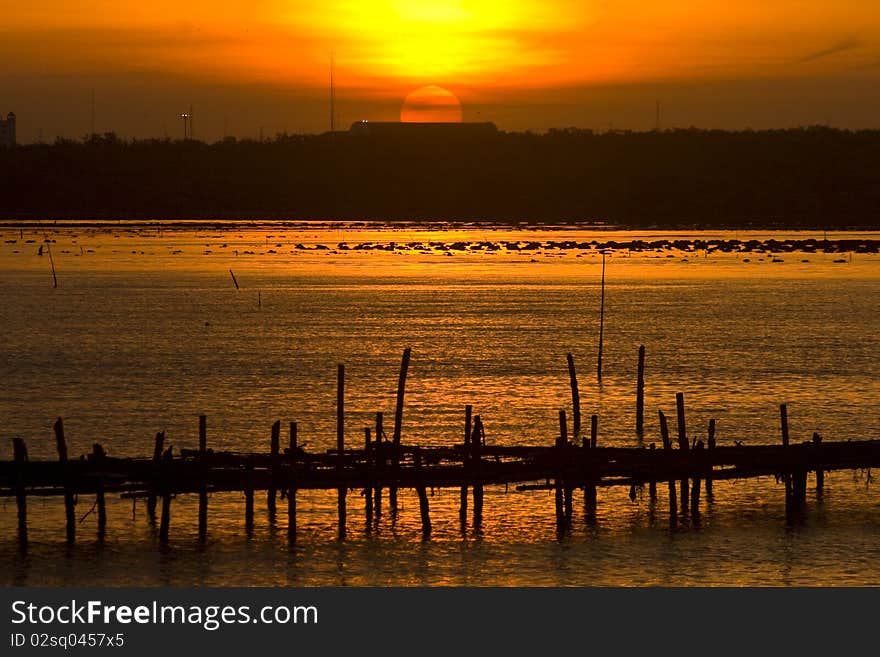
[6,122,878,146]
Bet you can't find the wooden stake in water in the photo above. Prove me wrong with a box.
[374,412,383,517]
[288,422,297,542]
[364,427,373,525]
[147,431,164,522]
[244,455,254,535]
[554,434,565,528]
[567,353,581,438]
[636,345,646,435]
[414,447,431,536]
[390,347,411,513]
[584,414,598,514]
[691,440,703,514]
[813,432,824,497]
[460,405,472,523]
[706,419,716,499]
[558,410,573,521]
[659,410,677,524]
[597,251,606,383]
[47,242,58,289]
[267,420,281,517]
[54,418,75,543]
[159,446,173,544]
[780,403,792,511]
[229,269,240,290]
[675,392,688,450]
[337,363,347,538]
[472,415,484,525]
[675,392,689,513]
[92,443,107,535]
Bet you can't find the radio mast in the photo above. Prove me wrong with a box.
[330,53,336,134]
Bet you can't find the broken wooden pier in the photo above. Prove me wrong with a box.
[3,407,878,545]
[3,348,878,545]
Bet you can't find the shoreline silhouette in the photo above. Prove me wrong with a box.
[2,126,879,228]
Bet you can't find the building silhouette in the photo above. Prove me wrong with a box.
[348,121,497,138]
[0,112,15,146]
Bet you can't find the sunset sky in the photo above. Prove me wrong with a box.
[3,1,880,141]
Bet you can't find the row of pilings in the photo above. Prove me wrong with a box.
[3,347,860,548]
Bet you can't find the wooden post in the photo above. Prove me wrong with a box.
[54,419,76,543]
[472,415,484,525]
[675,393,689,513]
[675,393,688,449]
[337,363,347,537]
[364,427,373,525]
[636,345,646,435]
[659,411,671,449]
[557,409,574,521]
[648,443,657,501]
[554,438,564,529]
[13,437,28,545]
[780,403,792,511]
[460,405,472,523]
[583,458,597,515]
[660,410,677,524]
[288,422,297,541]
[54,418,68,461]
[813,432,824,497]
[567,353,581,438]
[198,415,208,540]
[390,348,411,513]
[147,431,165,522]
[92,443,107,533]
[159,446,172,544]
[557,409,567,524]
[597,251,606,382]
[584,414,598,514]
[705,419,716,499]
[373,412,383,517]
[244,455,254,534]
[268,420,280,516]
[780,403,790,447]
[691,441,703,513]
[414,447,431,536]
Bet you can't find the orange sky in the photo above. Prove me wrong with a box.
[3,1,880,140]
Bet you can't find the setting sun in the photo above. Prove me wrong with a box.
[400,85,463,122]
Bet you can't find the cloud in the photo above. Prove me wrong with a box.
[796,37,862,63]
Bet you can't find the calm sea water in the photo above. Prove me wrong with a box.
[1,224,879,586]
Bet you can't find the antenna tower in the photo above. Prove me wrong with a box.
[330,53,336,133]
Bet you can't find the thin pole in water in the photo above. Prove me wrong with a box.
[47,242,58,288]
[597,251,606,382]
[566,353,581,438]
